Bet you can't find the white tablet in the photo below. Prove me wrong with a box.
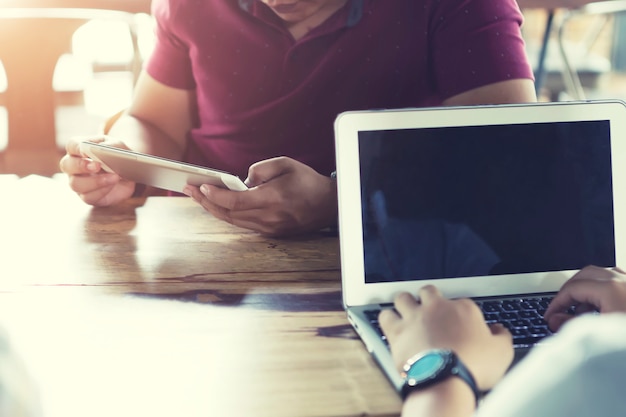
[80,141,248,193]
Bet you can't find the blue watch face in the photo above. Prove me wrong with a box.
[406,352,446,382]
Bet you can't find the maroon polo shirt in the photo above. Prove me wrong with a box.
[147,0,533,179]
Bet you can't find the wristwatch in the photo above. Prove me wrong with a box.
[400,349,481,404]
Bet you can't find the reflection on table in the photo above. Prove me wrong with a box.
[0,175,402,417]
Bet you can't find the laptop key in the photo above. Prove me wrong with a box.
[510,319,531,328]
[510,328,530,338]
[502,301,522,311]
[477,295,555,346]
[499,312,518,320]
[513,336,547,347]
[528,326,550,337]
[519,310,541,319]
[530,317,547,326]
[483,312,499,322]
[481,302,503,313]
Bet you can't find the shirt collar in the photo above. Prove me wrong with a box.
[238,0,363,26]
[345,0,363,27]
[238,0,253,12]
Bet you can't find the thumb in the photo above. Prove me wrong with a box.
[546,312,572,332]
[245,157,294,187]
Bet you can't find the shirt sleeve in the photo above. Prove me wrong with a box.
[144,0,196,90]
[430,0,534,99]
[476,314,626,417]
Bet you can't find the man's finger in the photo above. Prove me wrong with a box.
[378,309,400,330]
[418,285,443,305]
[394,292,418,317]
[246,157,294,186]
[200,184,270,212]
[544,280,602,319]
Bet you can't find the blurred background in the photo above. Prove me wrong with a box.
[2,2,626,177]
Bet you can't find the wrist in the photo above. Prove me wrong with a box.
[402,378,476,417]
[400,349,481,405]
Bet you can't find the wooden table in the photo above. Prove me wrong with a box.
[0,1,150,177]
[0,175,402,417]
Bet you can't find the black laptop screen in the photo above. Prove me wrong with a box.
[358,121,616,283]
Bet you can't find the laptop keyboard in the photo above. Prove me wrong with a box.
[363,294,555,349]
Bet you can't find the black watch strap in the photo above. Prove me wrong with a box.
[448,355,481,404]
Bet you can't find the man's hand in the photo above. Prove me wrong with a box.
[59,136,135,206]
[379,285,513,392]
[544,265,626,332]
[183,156,337,237]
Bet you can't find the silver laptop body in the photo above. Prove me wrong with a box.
[334,100,626,392]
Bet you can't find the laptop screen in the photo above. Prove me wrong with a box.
[359,120,616,284]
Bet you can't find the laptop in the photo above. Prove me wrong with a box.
[333,100,626,393]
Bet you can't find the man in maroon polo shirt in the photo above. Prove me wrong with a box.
[61,0,536,236]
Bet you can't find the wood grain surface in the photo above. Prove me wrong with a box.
[0,175,403,417]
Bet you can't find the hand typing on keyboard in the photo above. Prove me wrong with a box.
[378,265,626,417]
[379,285,514,394]
[544,265,626,332]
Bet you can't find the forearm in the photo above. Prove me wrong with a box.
[107,113,185,160]
[401,379,476,417]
